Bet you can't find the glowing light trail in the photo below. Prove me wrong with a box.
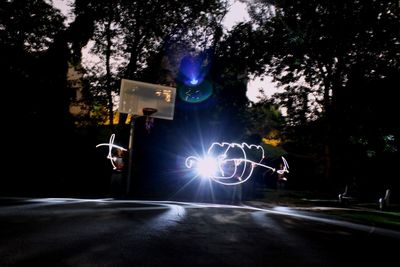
[186,142,289,185]
[96,134,127,170]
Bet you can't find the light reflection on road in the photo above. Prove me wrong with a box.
[141,202,186,232]
[1,198,400,239]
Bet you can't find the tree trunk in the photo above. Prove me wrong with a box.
[105,12,114,127]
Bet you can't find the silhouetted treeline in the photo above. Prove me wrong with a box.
[1,0,399,201]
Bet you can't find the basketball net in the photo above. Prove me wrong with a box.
[145,116,154,133]
[142,107,157,133]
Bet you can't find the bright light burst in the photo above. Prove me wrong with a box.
[186,142,289,185]
[96,134,127,170]
[196,156,219,178]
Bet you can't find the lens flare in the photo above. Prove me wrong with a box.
[177,54,213,103]
[178,80,213,103]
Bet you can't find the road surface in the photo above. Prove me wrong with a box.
[0,198,398,266]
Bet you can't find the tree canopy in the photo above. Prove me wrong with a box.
[244,0,400,190]
[1,0,398,196]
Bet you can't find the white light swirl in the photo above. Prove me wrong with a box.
[96,134,127,170]
[185,142,289,185]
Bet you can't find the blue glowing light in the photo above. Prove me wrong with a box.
[177,54,213,103]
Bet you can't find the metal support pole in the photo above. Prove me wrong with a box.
[126,115,138,196]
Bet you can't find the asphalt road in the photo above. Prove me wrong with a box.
[0,198,399,266]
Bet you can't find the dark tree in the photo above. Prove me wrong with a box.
[0,0,79,195]
[243,0,400,191]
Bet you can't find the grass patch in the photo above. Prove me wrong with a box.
[253,189,400,230]
[320,210,400,230]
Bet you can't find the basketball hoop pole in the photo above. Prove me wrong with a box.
[126,108,158,197]
[126,115,139,196]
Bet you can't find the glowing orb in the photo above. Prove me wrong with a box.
[190,78,199,85]
[177,54,213,103]
[186,142,289,185]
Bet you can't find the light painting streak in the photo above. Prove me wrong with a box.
[186,142,289,185]
[96,134,127,170]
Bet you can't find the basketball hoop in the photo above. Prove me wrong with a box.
[118,79,176,196]
[143,107,157,133]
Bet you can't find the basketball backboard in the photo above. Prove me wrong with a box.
[118,79,176,120]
